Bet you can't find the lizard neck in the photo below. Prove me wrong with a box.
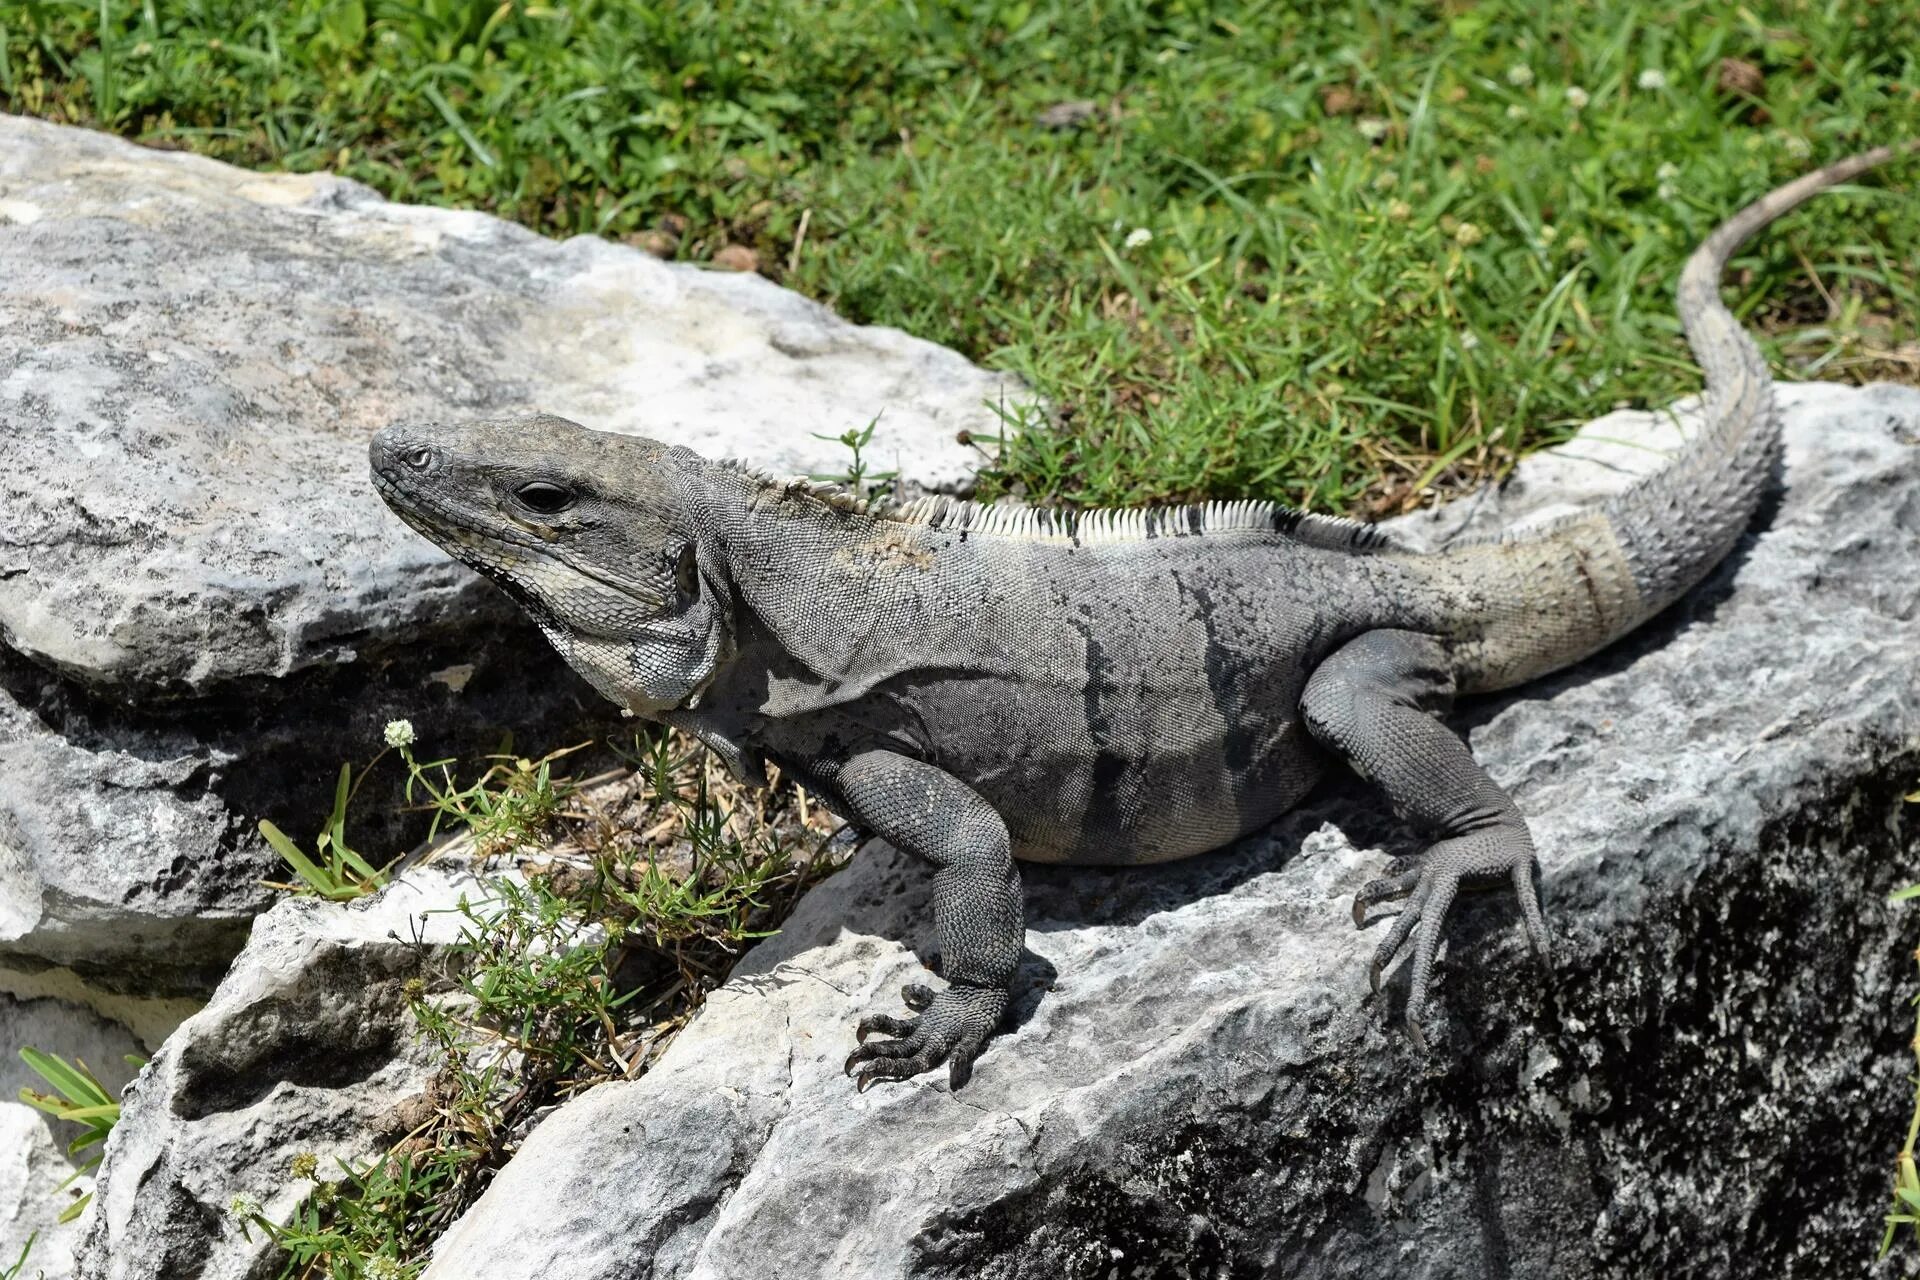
[695,471,926,686]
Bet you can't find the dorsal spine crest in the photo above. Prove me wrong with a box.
[718,461,1398,553]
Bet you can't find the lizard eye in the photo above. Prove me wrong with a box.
[515,481,576,515]
[404,447,434,471]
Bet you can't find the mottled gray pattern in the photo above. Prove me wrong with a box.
[0,111,1016,1014]
[420,378,1920,1280]
[373,149,1910,1078]
[71,867,491,1280]
[0,112,1017,696]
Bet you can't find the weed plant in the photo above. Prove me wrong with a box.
[14,1048,139,1224]
[1882,781,1920,1258]
[240,724,843,1278]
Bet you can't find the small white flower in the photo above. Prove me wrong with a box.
[1637,68,1668,91]
[1782,134,1812,160]
[1657,181,1677,200]
[1538,224,1558,245]
[383,718,416,749]
[1505,104,1529,121]
[228,1194,262,1220]
[1656,162,1679,180]
[1452,221,1484,247]
[1123,227,1152,250]
[1356,116,1390,141]
[363,1259,405,1280]
[1459,329,1482,351]
[1564,86,1590,109]
[1506,64,1535,88]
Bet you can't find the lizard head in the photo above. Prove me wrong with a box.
[370,413,733,716]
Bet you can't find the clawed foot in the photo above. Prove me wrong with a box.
[843,980,1008,1090]
[1352,829,1550,1052]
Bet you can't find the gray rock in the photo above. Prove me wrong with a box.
[73,865,492,1280]
[0,993,152,1280]
[0,113,1022,697]
[1035,100,1100,130]
[0,110,1020,991]
[0,660,260,992]
[423,382,1920,1279]
[0,631,615,992]
[1,1106,81,1280]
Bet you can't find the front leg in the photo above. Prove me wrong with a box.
[835,749,1023,1090]
[1300,629,1551,1050]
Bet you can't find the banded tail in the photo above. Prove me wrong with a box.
[1414,144,1916,693]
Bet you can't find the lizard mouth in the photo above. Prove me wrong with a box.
[373,469,544,553]
[371,469,674,616]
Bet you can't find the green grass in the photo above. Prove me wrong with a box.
[239,724,843,1277]
[16,1047,136,1224]
[1,1235,33,1280]
[3,1,1916,510]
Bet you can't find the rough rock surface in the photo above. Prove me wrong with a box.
[0,111,1018,984]
[74,865,494,1280]
[1,1107,82,1280]
[0,634,608,992]
[0,993,151,1280]
[0,112,1019,696]
[421,382,1920,1279]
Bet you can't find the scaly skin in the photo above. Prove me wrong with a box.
[371,147,1910,1083]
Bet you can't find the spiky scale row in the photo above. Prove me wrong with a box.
[718,460,1400,553]
[378,147,1917,1094]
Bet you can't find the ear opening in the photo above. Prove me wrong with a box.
[675,542,699,599]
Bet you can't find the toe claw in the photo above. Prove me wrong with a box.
[1352,896,1367,927]
[846,982,1008,1090]
[857,1013,916,1043]
[947,1032,988,1091]
[1354,827,1546,1053]
[846,1035,920,1073]
[853,1052,938,1092]
[901,983,935,1011]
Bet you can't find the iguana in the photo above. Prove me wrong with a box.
[371,147,1908,1087]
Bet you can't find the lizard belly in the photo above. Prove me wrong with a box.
[913,673,1325,866]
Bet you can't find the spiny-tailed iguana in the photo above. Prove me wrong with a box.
[371,147,1908,1086]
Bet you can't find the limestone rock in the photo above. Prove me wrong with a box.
[0,636,612,993]
[73,865,492,1280]
[422,383,1920,1279]
[0,993,152,1280]
[0,113,1021,697]
[0,657,259,993]
[0,1107,82,1280]
[0,110,1018,991]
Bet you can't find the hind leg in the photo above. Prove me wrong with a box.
[1299,629,1549,1049]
